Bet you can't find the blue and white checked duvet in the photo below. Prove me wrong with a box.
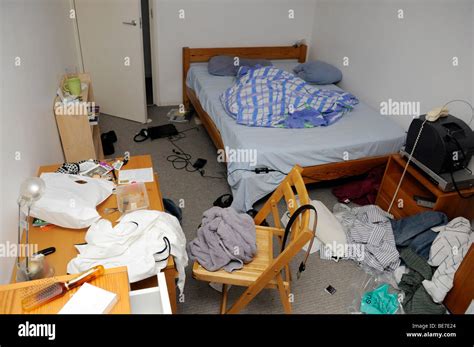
[220,66,359,128]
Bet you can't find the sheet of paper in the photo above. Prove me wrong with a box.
[118,168,154,184]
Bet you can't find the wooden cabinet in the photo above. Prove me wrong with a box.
[376,154,474,220]
[444,244,474,314]
[54,73,104,162]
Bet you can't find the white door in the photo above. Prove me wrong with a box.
[75,0,147,123]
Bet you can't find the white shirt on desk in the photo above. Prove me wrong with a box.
[67,210,188,294]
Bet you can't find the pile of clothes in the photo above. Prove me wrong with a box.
[187,206,257,272]
[332,204,473,314]
[68,210,188,294]
[395,216,473,313]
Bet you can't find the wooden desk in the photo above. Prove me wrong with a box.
[11,155,178,313]
[1,267,130,314]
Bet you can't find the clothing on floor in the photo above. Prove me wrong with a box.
[187,206,257,272]
[67,210,188,294]
[398,248,446,314]
[333,204,400,272]
[332,165,385,205]
[360,283,399,314]
[391,211,448,260]
[422,217,473,303]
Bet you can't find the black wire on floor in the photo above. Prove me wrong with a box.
[167,127,317,182]
[166,127,226,179]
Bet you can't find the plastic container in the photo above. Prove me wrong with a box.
[115,182,149,213]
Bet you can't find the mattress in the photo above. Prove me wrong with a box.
[186,61,406,212]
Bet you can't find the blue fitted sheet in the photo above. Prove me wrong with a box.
[186,61,406,212]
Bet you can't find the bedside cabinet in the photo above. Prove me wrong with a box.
[376,154,474,220]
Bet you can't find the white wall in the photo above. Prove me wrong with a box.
[310,0,473,130]
[0,0,79,284]
[152,0,316,105]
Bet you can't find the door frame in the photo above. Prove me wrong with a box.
[71,0,84,73]
[149,0,160,106]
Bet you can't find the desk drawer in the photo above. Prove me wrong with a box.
[129,272,172,314]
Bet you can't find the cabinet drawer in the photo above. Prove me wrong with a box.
[377,177,432,218]
[129,272,172,314]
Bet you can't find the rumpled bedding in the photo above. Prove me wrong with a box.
[221,66,358,128]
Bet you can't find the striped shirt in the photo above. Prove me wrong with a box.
[335,204,400,272]
[422,217,473,303]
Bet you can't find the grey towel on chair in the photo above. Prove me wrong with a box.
[187,206,257,272]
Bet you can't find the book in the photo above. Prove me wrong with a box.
[59,282,118,314]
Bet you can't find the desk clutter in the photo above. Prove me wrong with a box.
[27,155,155,229]
[22,265,105,311]
[11,155,186,315]
[67,210,187,294]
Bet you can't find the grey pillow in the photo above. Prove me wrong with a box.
[208,55,272,76]
[293,61,342,84]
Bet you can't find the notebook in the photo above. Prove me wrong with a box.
[59,283,118,314]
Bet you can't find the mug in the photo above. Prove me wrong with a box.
[63,77,81,96]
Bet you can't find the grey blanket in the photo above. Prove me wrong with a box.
[187,207,257,272]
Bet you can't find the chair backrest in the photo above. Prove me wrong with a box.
[254,165,311,243]
[227,166,315,313]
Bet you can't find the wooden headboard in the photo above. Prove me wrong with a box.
[182,44,308,109]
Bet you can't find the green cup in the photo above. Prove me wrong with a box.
[63,77,81,96]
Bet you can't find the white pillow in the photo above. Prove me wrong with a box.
[28,173,114,229]
[281,199,347,256]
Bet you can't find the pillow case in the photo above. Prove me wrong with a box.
[208,55,272,76]
[293,60,342,84]
[29,173,114,229]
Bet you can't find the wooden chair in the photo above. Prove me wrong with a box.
[192,165,315,314]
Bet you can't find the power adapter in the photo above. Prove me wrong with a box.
[193,158,207,170]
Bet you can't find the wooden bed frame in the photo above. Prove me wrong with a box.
[182,44,390,184]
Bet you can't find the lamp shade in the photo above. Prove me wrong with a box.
[19,177,45,205]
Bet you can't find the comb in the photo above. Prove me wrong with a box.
[22,265,105,311]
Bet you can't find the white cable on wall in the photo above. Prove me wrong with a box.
[387,118,427,214]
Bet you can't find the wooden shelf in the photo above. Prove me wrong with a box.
[54,73,104,162]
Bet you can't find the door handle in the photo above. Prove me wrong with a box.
[122,20,137,26]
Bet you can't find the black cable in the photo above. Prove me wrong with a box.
[446,134,474,199]
[166,129,226,179]
[227,167,288,177]
[449,170,474,199]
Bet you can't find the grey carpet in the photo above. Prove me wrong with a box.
[100,106,367,314]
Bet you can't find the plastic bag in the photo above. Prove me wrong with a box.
[347,270,404,314]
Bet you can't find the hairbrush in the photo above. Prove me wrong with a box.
[22,265,105,311]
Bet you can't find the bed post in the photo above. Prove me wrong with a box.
[298,44,307,63]
[183,47,191,111]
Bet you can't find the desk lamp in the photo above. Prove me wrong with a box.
[16,177,49,281]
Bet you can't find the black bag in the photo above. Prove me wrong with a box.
[101,131,117,155]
